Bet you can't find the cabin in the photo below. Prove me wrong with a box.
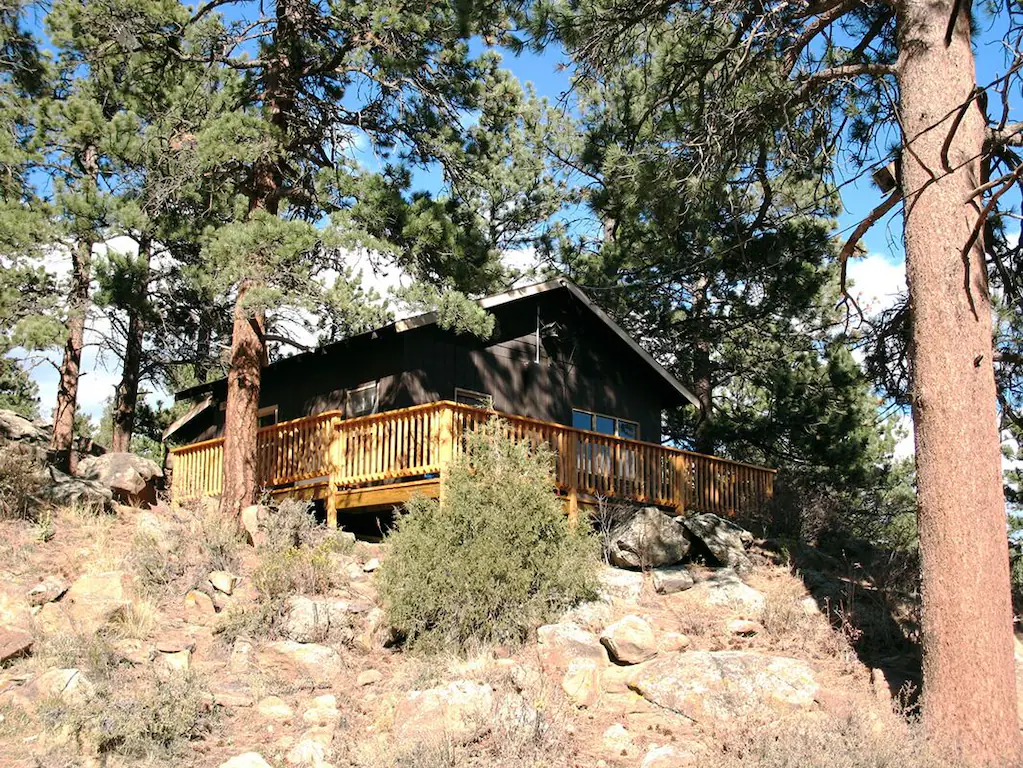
[166,277,775,523]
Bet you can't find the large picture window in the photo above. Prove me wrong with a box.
[455,388,493,409]
[347,382,378,417]
[572,408,640,440]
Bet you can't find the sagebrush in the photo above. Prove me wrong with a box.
[379,420,599,652]
[0,445,44,520]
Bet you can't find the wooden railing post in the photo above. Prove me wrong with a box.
[326,416,342,528]
[437,404,454,507]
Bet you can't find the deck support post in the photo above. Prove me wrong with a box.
[326,416,342,528]
[566,430,579,526]
[437,405,454,508]
[672,454,688,516]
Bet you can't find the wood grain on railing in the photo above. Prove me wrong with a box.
[170,400,775,517]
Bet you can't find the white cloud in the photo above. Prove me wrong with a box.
[845,252,906,316]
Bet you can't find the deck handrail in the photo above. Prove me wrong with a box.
[169,401,776,518]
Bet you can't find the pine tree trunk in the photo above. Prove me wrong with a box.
[110,237,150,453]
[219,280,265,517]
[50,145,97,474]
[691,337,714,455]
[218,0,294,519]
[896,1,1020,762]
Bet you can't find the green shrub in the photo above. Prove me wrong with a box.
[378,419,599,653]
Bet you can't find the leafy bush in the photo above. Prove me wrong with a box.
[39,667,214,760]
[379,420,599,652]
[216,499,353,641]
[0,445,44,520]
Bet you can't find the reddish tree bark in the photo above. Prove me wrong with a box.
[897,0,1020,761]
[110,237,150,453]
[50,145,98,474]
[219,280,265,518]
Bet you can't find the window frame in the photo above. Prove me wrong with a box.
[571,408,640,440]
[257,405,279,429]
[346,382,379,417]
[454,387,494,410]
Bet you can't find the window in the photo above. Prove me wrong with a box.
[571,408,640,440]
[347,382,378,417]
[455,388,493,409]
[257,405,278,429]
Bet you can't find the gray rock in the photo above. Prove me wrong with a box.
[0,410,47,444]
[607,507,690,569]
[393,681,494,746]
[38,468,113,512]
[597,568,645,602]
[76,452,162,504]
[685,568,766,614]
[284,596,359,644]
[683,513,754,573]
[600,616,658,664]
[628,651,818,720]
[652,566,695,595]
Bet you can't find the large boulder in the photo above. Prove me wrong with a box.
[628,651,818,720]
[36,570,133,634]
[392,680,494,746]
[607,507,690,569]
[76,452,162,505]
[38,468,113,512]
[0,410,47,444]
[683,513,753,574]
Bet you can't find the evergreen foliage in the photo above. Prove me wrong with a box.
[379,421,599,653]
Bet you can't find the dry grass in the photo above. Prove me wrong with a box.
[700,707,964,768]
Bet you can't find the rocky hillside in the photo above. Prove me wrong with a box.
[0,479,984,768]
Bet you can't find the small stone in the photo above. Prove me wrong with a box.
[258,695,295,720]
[357,669,382,687]
[26,576,69,607]
[302,694,340,725]
[286,725,335,766]
[660,632,690,653]
[209,570,239,595]
[230,639,253,673]
[219,753,273,768]
[600,616,658,665]
[727,619,764,636]
[562,657,601,708]
[158,649,191,672]
[0,627,33,664]
[362,558,380,572]
[184,589,216,617]
[602,723,632,755]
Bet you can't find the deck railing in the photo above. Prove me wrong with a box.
[169,401,776,518]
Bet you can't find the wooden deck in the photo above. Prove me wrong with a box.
[169,401,776,523]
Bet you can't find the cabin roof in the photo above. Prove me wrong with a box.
[174,277,700,408]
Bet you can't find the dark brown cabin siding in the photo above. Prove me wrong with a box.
[171,288,680,445]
